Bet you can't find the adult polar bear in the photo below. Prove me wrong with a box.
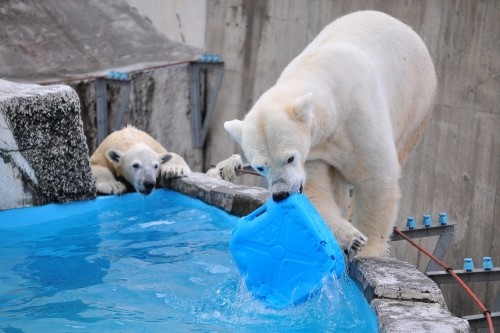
[224,11,436,257]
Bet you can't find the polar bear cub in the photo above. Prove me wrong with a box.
[90,125,191,195]
[224,11,436,257]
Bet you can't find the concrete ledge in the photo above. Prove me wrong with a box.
[349,257,446,306]
[372,299,471,333]
[0,79,95,210]
[162,172,270,216]
[350,257,470,332]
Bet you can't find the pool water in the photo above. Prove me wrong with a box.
[0,190,377,332]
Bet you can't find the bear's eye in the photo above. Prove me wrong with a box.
[153,163,159,169]
[132,162,140,169]
[256,167,264,172]
[287,156,295,164]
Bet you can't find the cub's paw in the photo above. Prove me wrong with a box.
[96,180,127,195]
[161,163,192,179]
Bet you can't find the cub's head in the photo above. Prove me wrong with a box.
[106,143,171,195]
[224,92,313,201]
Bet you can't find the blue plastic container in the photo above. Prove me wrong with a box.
[230,193,345,309]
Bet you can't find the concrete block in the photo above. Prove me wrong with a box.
[0,79,95,210]
[162,172,269,216]
[372,299,471,333]
[350,256,446,306]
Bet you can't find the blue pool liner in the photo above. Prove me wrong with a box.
[230,193,345,309]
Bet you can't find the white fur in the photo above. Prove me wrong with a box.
[224,11,436,257]
[206,154,244,183]
[89,126,191,195]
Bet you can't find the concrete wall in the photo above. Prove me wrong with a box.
[136,0,499,318]
[126,0,207,50]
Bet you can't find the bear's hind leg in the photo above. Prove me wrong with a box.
[91,164,127,195]
[352,178,401,257]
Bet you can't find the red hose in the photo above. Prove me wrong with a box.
[393,227,494,333]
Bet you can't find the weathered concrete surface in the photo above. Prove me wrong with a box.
[0,80,95,210]
[350,257,470,332]
[0,0,201,83]
[126,0,207,50]
[372,299,471,333]
[163,172,269,216]
[350,257,446,306]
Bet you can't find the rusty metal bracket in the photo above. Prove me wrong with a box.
[391,223,455,273]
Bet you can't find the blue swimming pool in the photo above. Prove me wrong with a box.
[0,190,377,332]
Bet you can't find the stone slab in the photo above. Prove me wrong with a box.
[162,172,269,216]
[349,256,446,306]
[0,79,95,210]
[162,172,269,217]
[372,299,471,333]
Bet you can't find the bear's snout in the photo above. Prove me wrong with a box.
[272,191,290,202]
[144,180,155,190]
[136,180,156,194]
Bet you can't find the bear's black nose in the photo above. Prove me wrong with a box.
[272,191,290,202]
[143,181,155,191]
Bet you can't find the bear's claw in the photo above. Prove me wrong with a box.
[161,164,191,179]
[96,180,127,195]
[346,234,368,261]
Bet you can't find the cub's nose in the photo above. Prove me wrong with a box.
[143,180,156,193]
[272,191,290,202]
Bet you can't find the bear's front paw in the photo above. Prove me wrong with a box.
[346,233,369,261]
[161,163,192,179]
[355,239,390,258]
[96,180,127,195]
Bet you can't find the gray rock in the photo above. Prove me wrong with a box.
[162,172,269,216]
[372,299,471,333]
[350,256,446,305]
[0,79,95,210]
[350,256,471,332]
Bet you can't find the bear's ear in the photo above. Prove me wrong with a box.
[160,153,172,165]
[292,93,313,123]
[106,149,122,164]
[224,120,243,144]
